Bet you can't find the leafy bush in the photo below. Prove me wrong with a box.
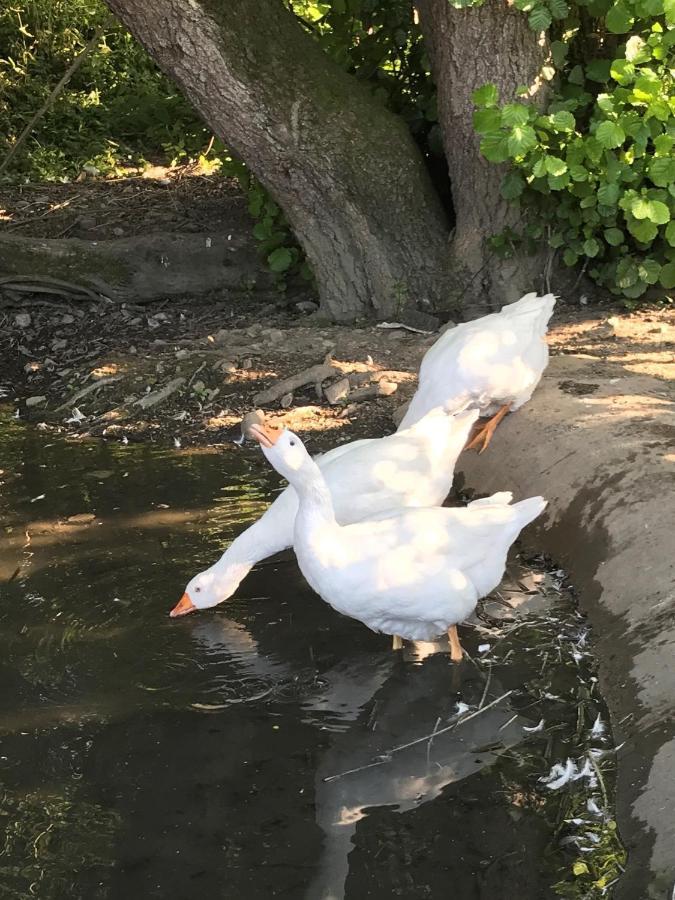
[473,3,675,301]
[0,0,212,179]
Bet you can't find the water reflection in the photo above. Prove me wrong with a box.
[0,412,571,898]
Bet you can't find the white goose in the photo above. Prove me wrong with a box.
[171,404,479,617]
[399,292,556,450]
[247,422,546,660]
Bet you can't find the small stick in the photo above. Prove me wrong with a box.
[323,690,513,783]
[478,664,492,710]
[253,363,337,406]
[588,753,609,809]
[426,716,442,767]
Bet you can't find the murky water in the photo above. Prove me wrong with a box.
[0,412,621,899]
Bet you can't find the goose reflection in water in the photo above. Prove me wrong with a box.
[186,617,527,900]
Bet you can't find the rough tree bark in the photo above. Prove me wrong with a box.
[417,0,551,317]
[104,0,453,323]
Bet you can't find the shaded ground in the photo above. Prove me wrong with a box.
[1,171,673,451]
[0,288,671,452]
[0,167,249,241]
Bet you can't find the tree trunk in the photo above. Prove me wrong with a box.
[103,0,453,323]
[417,0,551,318]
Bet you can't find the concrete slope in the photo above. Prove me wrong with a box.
[457,353,675,900]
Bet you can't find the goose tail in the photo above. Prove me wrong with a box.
[511,496,547,528]
[501,292,556,333]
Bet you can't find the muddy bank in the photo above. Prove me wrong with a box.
[458,353,675,899]
[1,290,672,452]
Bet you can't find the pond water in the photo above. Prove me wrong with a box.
[0,413,621,899]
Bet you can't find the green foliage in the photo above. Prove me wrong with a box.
[0,0,215,180]
[473,8,675,302]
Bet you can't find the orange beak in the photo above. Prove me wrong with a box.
[247,422,282,448]
[170,592,197,618]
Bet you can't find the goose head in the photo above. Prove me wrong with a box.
[248,422,310,482]
[170,562,252,618]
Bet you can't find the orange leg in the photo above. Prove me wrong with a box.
[465,403,512,454]
[447,625,463,663]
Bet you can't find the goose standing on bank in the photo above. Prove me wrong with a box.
[248,422,546,660]
[399,292,556,451]
[171,405,480,617]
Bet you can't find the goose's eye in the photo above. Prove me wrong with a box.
[289,440,296,446]
[195,586,201,593]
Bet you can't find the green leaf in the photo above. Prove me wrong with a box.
[501,171,526,199]
[528,4,553,29]
[647,100,671,122]
[267,247,293,273]
[549,231,565,248]
[551,40,569,68]
[569,164,589,181]
[598,181,620,205]
[532,156,548,178]
[606,1,633,32]
[654,135,674,156]
[548,0,569,17]
[631,196,651,219]
[586,59,612,82]
[252,221,272,241]
[627,216,658,241]
[596,121,626,148]
[632,75,661,102]
[646,200,670,224]
[568,65,585,85]
[660,261,675,288]
[573,862,590,876]
[480,132,510,162]
[596,93,615,114]
[563,248,579,266]
[472,83,499,107]
[507,124,538,156]
[609,58,636,84]
[665,221,675,247]
[548,172,571,190]
[549,110,576,131]
[604,227,625,245]
[545,155,568,176]
[616,257,639,287]
[583,237,601,257]
[502,104,530,127]
[649,159,675,190]
[666,0,675,24]
[639,259,661,283]
[473,107,503,133]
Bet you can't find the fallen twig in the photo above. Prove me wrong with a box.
[55,375,122,411]
[135,377,185,410]
[253,362,337,406]
[348,380,397,402]
[323,689,514,782]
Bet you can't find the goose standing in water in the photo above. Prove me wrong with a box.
[171,405,479,617]
[248,422,546,660]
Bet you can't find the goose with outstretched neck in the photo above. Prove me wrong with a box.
[246,421,546,661]
[170,404,479,619]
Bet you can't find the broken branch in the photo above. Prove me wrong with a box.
[253,363,337,406]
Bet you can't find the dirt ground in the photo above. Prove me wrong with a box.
[1,171,673,451]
